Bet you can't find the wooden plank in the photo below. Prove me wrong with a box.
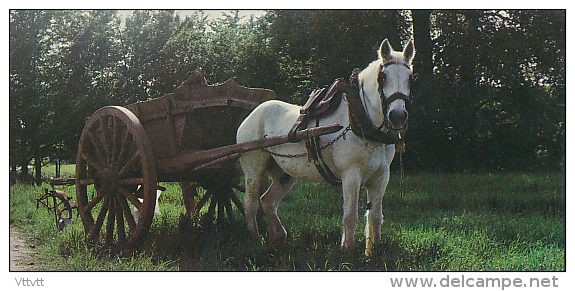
[157,123,344,172]
[172,97,260,112]
[175,77,275,104]
[128,97,260,124]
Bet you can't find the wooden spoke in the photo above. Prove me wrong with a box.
[87,129,108,167]
[118,150,141,178]
[230,191,245,215]
[89,196,110,241]
[206,191,218,221]
[115,128,133,168]
[232,182,246,193]
[117,194,137,231]
[80,152,103,173]
[115,198,127,246]
[83,191,104,213]
[223,191,235,221]
[99,117,113,164]
[119,187,142,211]
[217,194,225,222]
[194,190,212,214]
[111,117,121,164]
[105,197,116,246]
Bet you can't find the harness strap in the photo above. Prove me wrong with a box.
[287,67,409,186]
[305,119,342,186]
[347,68,408,144]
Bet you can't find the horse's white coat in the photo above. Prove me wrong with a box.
[237,39,415,256]
[133,189,162,222]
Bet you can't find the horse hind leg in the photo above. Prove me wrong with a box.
[240,151,271,241]
[260,160,295,245]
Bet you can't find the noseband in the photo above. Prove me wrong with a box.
[377,61,413,107]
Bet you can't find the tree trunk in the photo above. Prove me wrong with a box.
[411,10,433,78]
[55,141,61,177]
[34,156,42,186]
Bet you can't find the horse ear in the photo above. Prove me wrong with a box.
[403,39,415,63]
[378,39,393,60]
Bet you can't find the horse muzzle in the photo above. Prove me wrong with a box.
[388,108,408,130]
[383,92,410,131]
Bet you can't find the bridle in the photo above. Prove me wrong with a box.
[360,60,413,133]
[377,60,413,110]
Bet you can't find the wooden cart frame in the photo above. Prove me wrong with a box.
[74,72,341,248]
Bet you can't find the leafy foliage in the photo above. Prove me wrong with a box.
[9,10,565,180]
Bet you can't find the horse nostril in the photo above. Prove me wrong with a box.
[389,110,408,124]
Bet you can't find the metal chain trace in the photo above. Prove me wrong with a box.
[262,125,352,158]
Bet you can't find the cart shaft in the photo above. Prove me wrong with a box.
[157,123,344,172]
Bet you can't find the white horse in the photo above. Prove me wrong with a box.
[237,38,415,256]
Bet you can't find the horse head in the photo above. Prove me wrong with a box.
[360,39,415,132]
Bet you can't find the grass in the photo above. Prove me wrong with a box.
[9,165,565,271]
[41,164,76,179]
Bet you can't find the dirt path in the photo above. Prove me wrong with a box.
[10,223,42,271]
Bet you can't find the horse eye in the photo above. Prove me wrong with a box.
[378,73,387,84]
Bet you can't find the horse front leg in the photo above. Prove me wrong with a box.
[364,169,389,256]
[341,169,361,250]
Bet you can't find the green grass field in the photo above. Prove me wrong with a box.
[9,165,565,271]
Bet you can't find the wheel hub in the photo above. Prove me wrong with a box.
[99,168,120,196]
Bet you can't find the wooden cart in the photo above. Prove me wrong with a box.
[75,72,342,248]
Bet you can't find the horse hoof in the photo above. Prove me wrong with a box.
[341,240,354,250]
[365,248,374,257]
[269,234,287,245]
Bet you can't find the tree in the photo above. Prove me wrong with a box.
[47,11,124,163]
[413,10,565,171]
[163,10,278,89]
[267,10,409,103]
[9,9,565,178]
[10,10,126,182]
[10,10,54,183]
[115,10,181,102]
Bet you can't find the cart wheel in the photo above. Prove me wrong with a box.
[76,106,157,249]
[193,177,245,223]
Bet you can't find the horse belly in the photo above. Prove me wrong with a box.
[273,154,326,182]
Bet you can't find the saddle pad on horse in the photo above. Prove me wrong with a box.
[287,78,345,143]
